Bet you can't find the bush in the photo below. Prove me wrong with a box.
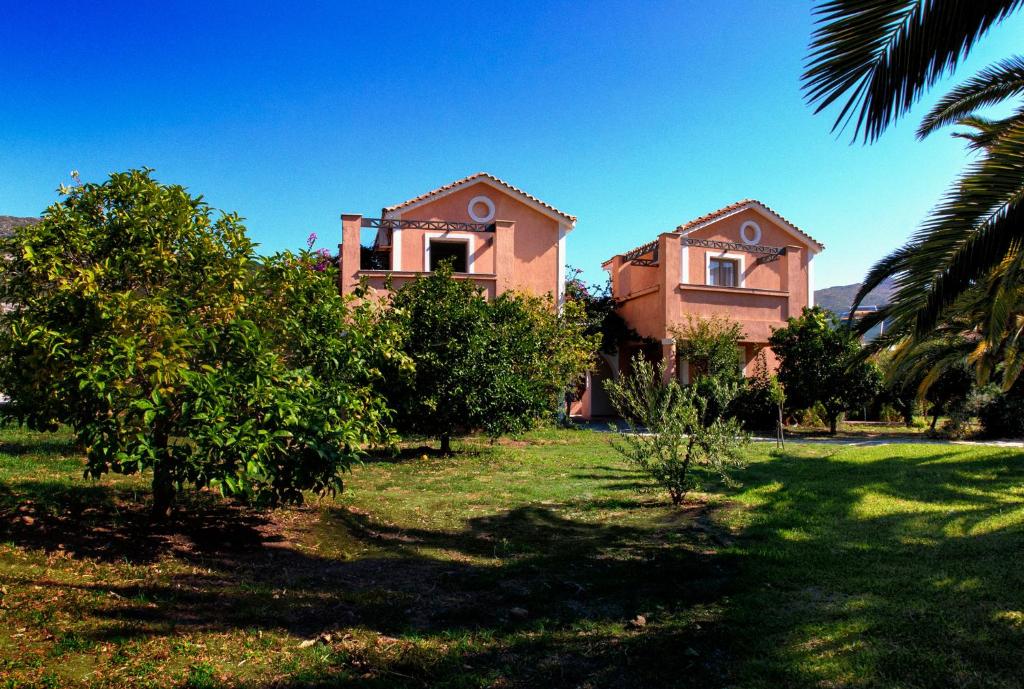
[978,385,1024,438]
[729,350,784,432]
[672,315,747,424]
[797,402,827,428]
[878,403,903,424]
[604,356,749,506]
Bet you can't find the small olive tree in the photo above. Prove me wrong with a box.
[604,356,749,506]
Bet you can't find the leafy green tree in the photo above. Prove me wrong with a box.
[769,307,882,434]
[671,315,746,424]
[480,291,596,435]
[248,241,405,448]
[0,170,397,517]
[879,331,977,431]
[384,264,596,453]
[604,356,748,506]
[803,1,1024,355]
[383,264,490,454]
[564,267,645,355]
[671,315,745,383]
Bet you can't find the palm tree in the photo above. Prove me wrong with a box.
[803,0,1024,341]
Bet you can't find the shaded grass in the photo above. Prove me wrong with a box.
[0,424,1022,687]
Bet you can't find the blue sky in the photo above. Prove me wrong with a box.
[3,1,1023,289]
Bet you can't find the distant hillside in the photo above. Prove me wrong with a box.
[815,277,897,316]
[0,215,38,238]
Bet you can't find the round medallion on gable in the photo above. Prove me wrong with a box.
[740,220,762,245]
[467,195,496,223]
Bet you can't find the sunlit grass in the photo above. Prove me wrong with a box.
[0,423,1022,687]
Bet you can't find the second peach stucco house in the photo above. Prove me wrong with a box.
[577,200,824,419]
[338,173,576,303]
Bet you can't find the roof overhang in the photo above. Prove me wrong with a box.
[383,173,577,231]
[676,200,824,254]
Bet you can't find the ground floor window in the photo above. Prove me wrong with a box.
[429,239,468,272]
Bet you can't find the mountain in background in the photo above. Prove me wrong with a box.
[814,276,897,316]
[0,215,38,238]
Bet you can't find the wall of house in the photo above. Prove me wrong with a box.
[664,209,814,347]
[392,181,562,298]
[595,206,817,404]
[680,209,791,292]
[605,254,666,341]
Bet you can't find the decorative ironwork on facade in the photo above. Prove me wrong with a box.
[681,237,786,257]
[623,240,659,266]
[360,218,495,232]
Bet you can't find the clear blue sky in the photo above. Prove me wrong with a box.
[3,1,1022,289]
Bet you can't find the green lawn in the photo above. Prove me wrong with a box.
[1,425,1022,688]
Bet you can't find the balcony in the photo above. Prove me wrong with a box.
[341,215,501,297]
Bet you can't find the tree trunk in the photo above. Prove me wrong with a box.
[151,462,175,520]
[151,429,175,520]
[930,413,939,432]
[440,434,452,455]
[829,415,838,435]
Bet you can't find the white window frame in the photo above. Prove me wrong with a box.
[705,251,745,288]
[424,232,475,274]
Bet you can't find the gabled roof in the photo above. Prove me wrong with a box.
[382,172,577,226]
[605,199,824,266]
[674,199,824,252]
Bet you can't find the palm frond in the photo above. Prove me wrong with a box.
[918,55,1024,138]
[851,243,915,313]
[804,0,1024,142]
[950,112,1024,151]
[854,121,1024,340]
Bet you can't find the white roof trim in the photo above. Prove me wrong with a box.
[384,176,577,231]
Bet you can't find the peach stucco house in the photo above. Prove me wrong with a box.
[576,200,824,418]
[338,173,576,303]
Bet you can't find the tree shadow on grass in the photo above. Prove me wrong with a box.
[0,480,278,564]
[7,438,1024,688]
[720,447,1024,689]
[0,437,78,457]
[360,444,489,464]
[1,470,739,687]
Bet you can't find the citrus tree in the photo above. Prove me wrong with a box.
[383,264,596,453]
[0,170,398,517]
[769,307,882,434]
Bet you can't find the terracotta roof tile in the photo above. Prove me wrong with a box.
[383,172,577,223]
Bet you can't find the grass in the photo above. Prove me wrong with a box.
[0,425,1023,687]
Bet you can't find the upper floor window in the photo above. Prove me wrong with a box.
[708,257,739,287]
[429,239,468,272]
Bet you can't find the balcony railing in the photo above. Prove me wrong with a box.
[359,218,495,232]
